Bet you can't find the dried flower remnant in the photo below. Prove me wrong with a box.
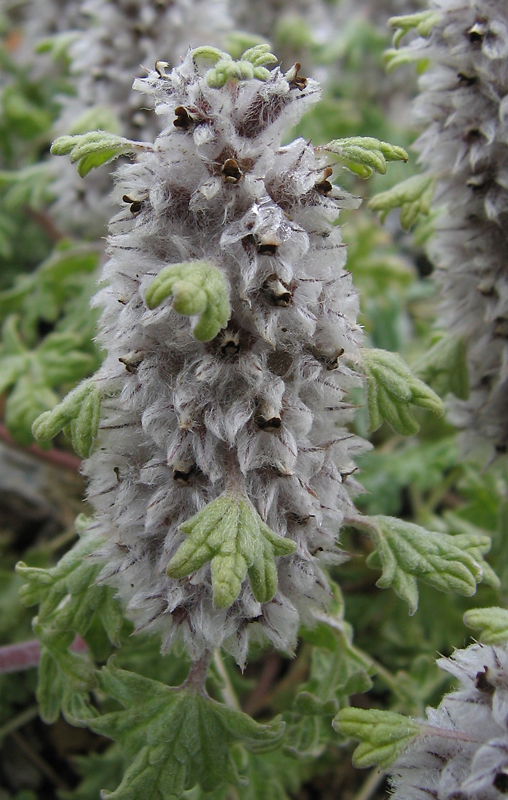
[76,46,369,666]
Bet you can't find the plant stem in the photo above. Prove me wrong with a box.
[0,635,88,674]
[353,767,386,800]
[0,423,81,472]
[213,650,242,711]
[0,705,39,742]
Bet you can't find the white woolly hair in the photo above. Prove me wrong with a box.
[390,641,508,799]
[83,51,369,665]
[409,0,508,454]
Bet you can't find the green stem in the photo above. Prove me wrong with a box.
[0,705,39,742]
[213,650,242,712]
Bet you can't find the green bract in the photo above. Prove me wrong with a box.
[192,44,278,87]
[412,335,470,400]
[316,137,408,179]
[362,348,444,435]
[369,173,436,230]
[334,708,421,768]
[351,514,498,614]
[51,131,153,177]
[167,492,297,609]
[389,10,442,47]
[464,606,508,644]
[32,378,101,458]
[145,261,231,342]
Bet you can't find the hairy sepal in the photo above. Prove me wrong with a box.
[334,708,422,768]
[32,378,101,458]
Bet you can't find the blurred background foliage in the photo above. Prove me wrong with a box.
[0,1,505,799]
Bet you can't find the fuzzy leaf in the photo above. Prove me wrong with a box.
[16,525,121,644]
[412,335,469,400]
[89,662,285,799]
[167,493,296,609]
[240,44,278,67]
[389,10,442,47]
[464,607,508,644]
[317,137,408,179]
[32,379,101,457]
[145,261,231,342]
[360,515,494,614]
[334,708,422,768]
[51,131,152,177]
[369,173,436,229]
[362,348,444,435]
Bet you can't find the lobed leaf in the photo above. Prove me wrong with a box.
[32,378,101,457]
[51,131,152,177]
[145,261,231,342]
[89,661,285,799]
[412,335,469,400]
[334,708,422,768]
[360,515,496,614]
[369,173,436,229]
[362,348,444,435]
[464,607,508,644]
[389,10,442,47]
[317,136,408,179]
[167,492,296,609]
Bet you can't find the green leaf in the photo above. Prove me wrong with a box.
[357,515,495,614]
[0,164,52,211]
[389,10,442,47]
[59,746,125,800]
[412,335,469,400]
[32,379,101,457]
[333,708,422,768]
[464,607,508,644]
[369,173,436,230]
[4,376,59,446]
[89,661,285,799]
[16,525,121,644]
[383,48,430,74]
[362,348,444,435]
[145,261,231,342]
[240,44,278,68]
[167,493,296,609]
[34,625,98,724]
[317,137,408,179]
[51,131,152,177]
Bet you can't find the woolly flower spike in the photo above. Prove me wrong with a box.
[389,641,508,800]
[78,48,368,665]
[395,0,508,453]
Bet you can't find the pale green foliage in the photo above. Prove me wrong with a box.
[464,607,508,644]
[88,661,285,799]
[144,261,231,342]
[32,378,101,458]
[51,131,152,177]
[369,174,436,229]
[0,316,96,445]
[0,164,52,211]
[357,514,498,614]
[317,137,407,179]
[412,335,470,400]
[362,348,444,435]
[192,44,278,87]
[389,11,442,47]
[16,519,122,723]
[167,493,296,609]
[334,708,422,768]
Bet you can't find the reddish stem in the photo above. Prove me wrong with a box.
[0,636,88,674]
[0,424,82,472]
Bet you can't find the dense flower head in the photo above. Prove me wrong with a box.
[50,0,231,236]
[83,49,368,665]
[409,0,508,453]
[390,641,508,799]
